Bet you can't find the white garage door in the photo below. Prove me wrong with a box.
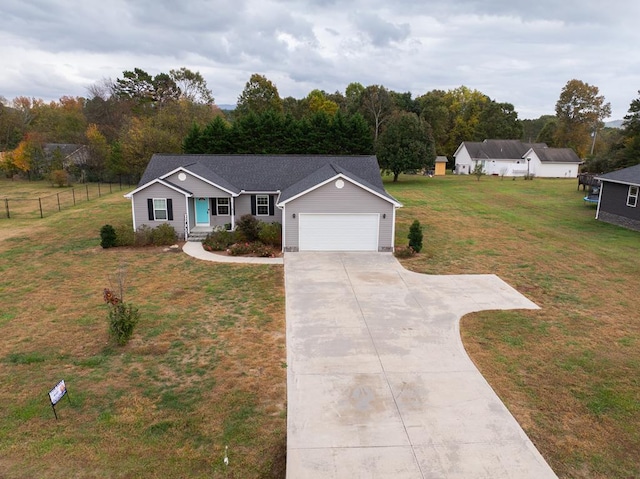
[299,213,379,251]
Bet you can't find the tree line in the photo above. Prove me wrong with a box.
[1,68,639,184]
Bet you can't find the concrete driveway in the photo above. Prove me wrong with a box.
[285,252,557,479]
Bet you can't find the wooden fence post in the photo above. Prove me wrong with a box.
[4,198,9,219]
[57,193,61,212]
[72,188,76,206]
[85,184,89,201]
[38,198,43,218]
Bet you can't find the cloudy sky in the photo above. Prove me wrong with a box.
[1,0,639,120]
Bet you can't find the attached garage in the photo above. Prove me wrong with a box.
[299,213,379,251]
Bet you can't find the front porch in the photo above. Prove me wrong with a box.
[186,225,215,242]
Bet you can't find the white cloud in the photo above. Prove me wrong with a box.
[0,0,638,119]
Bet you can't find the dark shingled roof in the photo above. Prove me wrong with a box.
[138,154,399,204]
[596,164,640,186]
[461,140,546,160]
[530,147,582,164]
[459,139,582,163]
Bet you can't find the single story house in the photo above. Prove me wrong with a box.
[124,154,402,252]
[595,164,640,231]
[453,140,582,178]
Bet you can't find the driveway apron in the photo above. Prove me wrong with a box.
[285,252,557,479]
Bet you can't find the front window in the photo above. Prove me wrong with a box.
[256,195,269,216]
[217,197,230,215]
[153,198,167,220]
[628,186,639,207]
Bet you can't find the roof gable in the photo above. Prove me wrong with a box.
[456,140,549,160]
[530,147,581,164]
[124,178,193,198]
[278,162,401,206]
[597,164,640,186]
[137,154,393,198]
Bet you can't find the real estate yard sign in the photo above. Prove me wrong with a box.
[48,379,70,419]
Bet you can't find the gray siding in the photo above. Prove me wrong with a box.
[165,171,230,197]
[599,182,640,220]
[235,194,282,224]
[284,179,395,251]
[132,183,187,238]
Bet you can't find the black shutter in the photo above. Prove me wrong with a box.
[251,195,256,215]
[147,198,154,220]
[167,198,173,221]
[269,195,275,216]
[211,198,217,216]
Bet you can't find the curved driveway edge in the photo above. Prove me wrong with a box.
[285,252,557,479]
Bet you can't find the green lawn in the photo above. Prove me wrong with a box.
[1,175,638,478]
[387,174,640,479]
[0,184,286,478]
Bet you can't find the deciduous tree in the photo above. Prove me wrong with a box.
[554,79,611,157]
[169,67,214,104]
[376,112,435,182]
[235,74,283,117]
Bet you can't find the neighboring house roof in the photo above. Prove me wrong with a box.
[135,154,400,205]
[456,139,547,160]
[596,164,640,186]
[43,143,89,165]
[455,139,582,164]
[528,147,582,164]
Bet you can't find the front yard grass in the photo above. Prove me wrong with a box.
[0,189,286,478]
[3,174,638,478]
[388,174,639,479]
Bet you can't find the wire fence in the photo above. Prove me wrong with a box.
[0,182,133,219]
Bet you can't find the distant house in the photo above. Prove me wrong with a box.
[125,154,402,251]
[453,139,582,178]
[43,144,89,170]
[595,164,640,231]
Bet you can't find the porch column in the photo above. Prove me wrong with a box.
[231,197,236,230]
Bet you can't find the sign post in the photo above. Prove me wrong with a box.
[48,379,70,420]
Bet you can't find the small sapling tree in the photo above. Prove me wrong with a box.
[472,162,485,181]
[408,220,423,253]
[103,265,139,345]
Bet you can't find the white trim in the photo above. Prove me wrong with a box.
[124,178,192,198]
[596,178,640,188]
[185,196,190,233]
[153,198,168,221]
[281,204,286,252]
[231,197,236,230]
[216,197,231,215]
[391,207,397,249]
[277,173,402,208]
[195,197,210,226]
[256,194,269,216]
[298,213,379,251]
[160,166,238,196]
[595,183,604,219]
[130,197,136,232]
[627,185,639,207]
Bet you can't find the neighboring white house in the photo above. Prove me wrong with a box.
[453,140,582,178]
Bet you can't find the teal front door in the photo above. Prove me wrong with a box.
[195,198,209,225]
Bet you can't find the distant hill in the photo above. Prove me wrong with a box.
[218,104,236,110]
[605,119,624,129]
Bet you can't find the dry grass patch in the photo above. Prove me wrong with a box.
[0,185,286,478]
[388,174,640,479]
